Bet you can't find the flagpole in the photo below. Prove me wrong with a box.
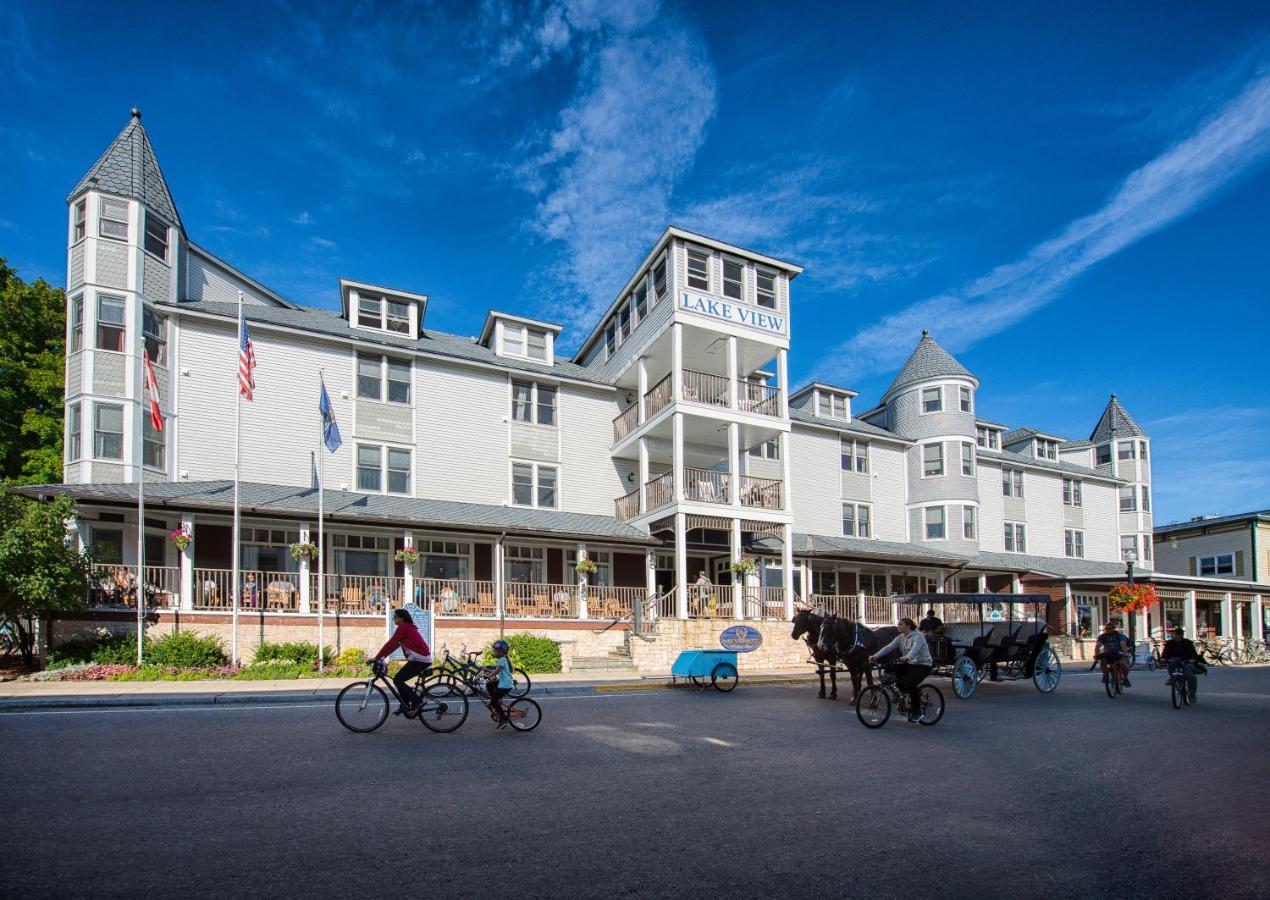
[136,346,145,666]
[317,369,325,670]
[231,290,243,666]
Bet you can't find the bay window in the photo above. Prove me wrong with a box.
[143,413,165,469]
[73,199,87,241]
[97,294,126,352]
[70,295,83,352]
[99,197,128,240]
[67,402,82,461]
[923,442,944,477]
[143,307,166,365]
[925,506,946,540]
[963,506,976,539]
[94,404,124,459]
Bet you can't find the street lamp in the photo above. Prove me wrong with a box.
[1124,547,1138,650]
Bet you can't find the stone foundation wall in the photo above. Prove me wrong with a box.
[631,619,810,673]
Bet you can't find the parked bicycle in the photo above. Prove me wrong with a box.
[856,667,945,728]
[426,646,531,699]
[336,659,469,733]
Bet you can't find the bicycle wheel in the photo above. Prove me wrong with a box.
[916,684,944,726]
[335,681,390,733]
[711,662,739,692]
[417,684,469,733]
[1104,671,1115,698]
[1170,680,1182,709]
[1186,683,1196,705]
[506,697,542,732]
[509,668,531,698]
[855,685,890,728]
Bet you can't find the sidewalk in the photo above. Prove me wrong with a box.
[0,667,819,711]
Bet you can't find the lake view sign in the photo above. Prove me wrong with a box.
[680,292,786,335]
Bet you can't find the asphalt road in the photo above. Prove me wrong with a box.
[3,667,1269,900]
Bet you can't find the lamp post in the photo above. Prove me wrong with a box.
[1124,547,1138,651]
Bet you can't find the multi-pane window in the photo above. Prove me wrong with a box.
[1065,529,1085,558]
[511,382,533,422]
[538,466,557,507]
[70,295,83,352]
[358,356,410,403]
[1002,469,1024,498]
[841,503,871,537]
[510,381,557,426]
[73,200,87,241]
[1118,441,1136,460]
[512,463,533,506]
[841,503,854,537]
[387,359,411,403]
[923,442,944,477]
[1096,444,1112,465]
[357,445,382,492]
[633,281,648,321]
[357,295,382,328]
[505,545,545,583]
[925,506,946,540]
[686,247,710,291]
[756,269,776,309]
[618,304,631,342]
[817,393,848,419]
[387,448,411,494]
[1139,441,1149,461]
[356,445,412,494]
[94,404,124,459]
[1035,438,1058,460]
[1198,554,1234,576]
[1119,486,1137,511]
[963,506,977,540]
[921,386,942,413]
[99,197,129,240]
[652,256,668,302]
[860,573,887,595]
[1063,477,1083,507]
[143,212,169,261]
[143,308,166,365]
[97,295,126,352]
[511,463,558,509]
[92,527,125,563]
[959,386,972,413]
[357,355,382,400]
[840,438,868,473]
[1004,522,1027,553]
[1141,486,1151,513]
[722,258,743,300]
[385,300,410,335]
[143,412,164,469]
[67,403,82,461]
[747,439,779,460]
[357,294,411,334]
[961,442,975,476]
[1141,536,1152,561]
[1121,534,1139,561]
[976,426,1000,450]
[605,323,617,358]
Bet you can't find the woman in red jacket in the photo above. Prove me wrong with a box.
[374,608,433,716]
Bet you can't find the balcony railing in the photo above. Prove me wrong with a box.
[585,585,646,619]
[681,369,730,408]
[88,564,180,609]
[739,586,788,619]
[417,578,497,617]
[504,582,579,619]
[615,487,641,521]
[741,382,781,416]
[313,574,404,615]
[613,403,640,443]
[739,474,783,510]
[194,569,304,611]
[646,472,674,510]
[645,374,672,419]
[683,466,730,504]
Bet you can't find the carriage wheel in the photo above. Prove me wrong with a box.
[952,657,978,700]
[711,663,738,693]
[1032,647,1061,694]
[855,685,890,728]
[916,685,945,726]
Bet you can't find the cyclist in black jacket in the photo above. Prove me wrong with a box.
[1160,625,1201,698]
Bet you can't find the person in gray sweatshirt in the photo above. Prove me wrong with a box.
[870,617,934,722]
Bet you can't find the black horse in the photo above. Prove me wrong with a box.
[791,609,899,704]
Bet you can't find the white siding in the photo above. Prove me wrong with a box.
[977,462,1006,552]
[414,360,507,505]
[185,252,276,307]
[870,443,907,542]
[789,427,841,537]
[557,386,626,516]
[1021,469,1065,558]
[1081,481,1120,562]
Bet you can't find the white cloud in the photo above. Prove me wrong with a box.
[1147,406,1270,522]
[290,211,312,225]
[813,63,1270,384]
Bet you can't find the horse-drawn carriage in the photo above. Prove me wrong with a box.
[893,593,1062,700]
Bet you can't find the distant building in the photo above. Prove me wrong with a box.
[1155,510,1270,584]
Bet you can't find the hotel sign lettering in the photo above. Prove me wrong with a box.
[679,292,786,335]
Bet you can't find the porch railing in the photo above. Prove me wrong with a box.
[314,574,404,615]
[739,474,783,510]
[644,374,672,419]
[863,595,892,624]
[684,466,730,504]
[645,472,673,511]
[88,564,180,609]
[615,487,641,521]
[681,369,730,408]
[613,403,640,443]
[194,568,304,611]
[810,593,856,617]
[687,585,733,619]
[740,382,781,416]
[585,585,646,620]
[504,582,578,619]
[418,578,497,617]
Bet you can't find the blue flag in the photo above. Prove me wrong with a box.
[318,379,342,452]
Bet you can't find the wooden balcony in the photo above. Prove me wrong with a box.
[681,369,729,408]
[612,403,639,443]
[740,382,781,416]
[644,374,672,419]
[615,487,641,521]
[683,466,730,504]
[739,474,783,510]
[646,472,674,510]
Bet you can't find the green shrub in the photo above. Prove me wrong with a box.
[333,647,368,667]
[233,661,312,680]
[252,641,327,667]
[47,631,137,669]
[145,631,227,668]
[481,633,561,674]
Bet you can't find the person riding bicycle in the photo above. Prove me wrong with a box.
[868,617,933,723]
[1095,621,1131,688]
[1160,625,1201,698]
[373,608,432,717]
[486,639,515,729]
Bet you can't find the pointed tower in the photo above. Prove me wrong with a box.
[883,331,982,555]
[63,109,181,488]
[1090,394,1152,568]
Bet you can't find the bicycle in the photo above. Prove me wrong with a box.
[336,659,469,733]
[427,647,531,700]
[1100,656,1128,698]
[484,692,543,732]
[1166,661,1198,709]
[856,668,945,728]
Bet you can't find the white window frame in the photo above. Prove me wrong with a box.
[652,254,668,303]
[1142,535,1152,561]
[511,381,558,427]
[841,502,872,538]
[755,268,777,309]
[1141,485,1150,513]
[920,386,943,414]
[1002,468,1024,498]
[96,294,127,353]
[1139,440,1149,461]
[99,197,129,241]
[143,307,167,366]
[356,355,411,404]
[1036,438,1058,461]
[686,246,711,291]
[1065,529,1085,558]
[94,403,124,460]
[924,506,947,541]
[510,461,559,509]
[356,443,413,495]
[721,256,744,301]
[355,292,412,335]
[1198,554,1234,577]
[1063,477,1083,507]
[143,211,169,262]
[70,294,84,353]
[840,437,868,473]
[1118,440,1137,461]
[67,402,82,461]
[73,199,87,243]
[961,442,975,477]
[963,505,976,540]
[922,441,944,478]
[1096,444,1112,466]
[1121,534,1139,562]
[959,386,972,413]
[1004,522,1026,553]
[1119,485,1137,512]
[143,412,165,470]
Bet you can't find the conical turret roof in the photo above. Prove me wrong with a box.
[1089,394,1146,443]
[67,109,181,229]
[883,331,976,397]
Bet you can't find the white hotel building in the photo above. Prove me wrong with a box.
[26,113,1265,664]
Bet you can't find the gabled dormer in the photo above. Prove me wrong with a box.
[478,311,561,364]
[1001,426,1065,460]
[341,279,427,338]
[975,419,1006,451]
[790,381,857,421]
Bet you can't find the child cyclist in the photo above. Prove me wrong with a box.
[373,608,432,717]
[486,639,515,729]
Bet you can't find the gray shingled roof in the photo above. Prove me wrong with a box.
[164,301,611,387]
[976,447,1121,482]
[788,407,910,443]
[752,533,966,565]
[1089,394,1146,442]
[1154,508,1270,537]
[1001,426,1066,446]
[968,551,1126,577]
[67,111,181,229]
[1060,439,1094,450]
[16,481,654,545]
[883,331,975,397]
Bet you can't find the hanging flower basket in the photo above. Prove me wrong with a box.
[575,558,599,577]
[395,545,419,567]
[169,526,192,552]
[1108,583,1158,614]
[730,557,758,578]
[289,541,319,563]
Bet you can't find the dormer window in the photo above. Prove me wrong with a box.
[355,293,412,334]
[503,324,549,362]
[1035,438,1058,460]
[817,392,848,419]
[975,426,1000,450]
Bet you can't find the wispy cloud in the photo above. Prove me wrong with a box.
[814,59,1270,384]
[289,211,312,226]
[1147,406,1270,522]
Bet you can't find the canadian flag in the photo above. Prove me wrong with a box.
[143,353,163,432]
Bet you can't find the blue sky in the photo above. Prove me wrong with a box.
[3,1,1269,523]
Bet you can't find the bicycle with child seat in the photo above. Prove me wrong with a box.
[855,665,945,729]
[425,646,531,699]
[335,659,469,733]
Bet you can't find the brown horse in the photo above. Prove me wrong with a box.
[791,609,899,704]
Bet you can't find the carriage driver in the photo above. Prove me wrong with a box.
[869,618,934,723]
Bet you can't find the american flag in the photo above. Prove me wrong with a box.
[143,353,163,432]
[238,318,256,400]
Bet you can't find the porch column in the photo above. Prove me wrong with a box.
[1183,590,1197,638]
[671,322,684,402]
[728,422,741,508]
[297,524,312,614]
[978,574,987,593]
[638,436,649,512]
[776,348,789,417]
[781,523,795,620]
[1221,592,1234,641]
[1011,574,1021,593]
[179,513,195,611]
[778,431,792,513]
[493,536,505,624]
[674,512,688,619]
[730,518,743,620]
[858,590,867,622]
[1064,582,1075,638]
[402,529,415,607]
[637,356,648,422]
[672,412,685,503]
[645,548,657,605]
[576,542,588,620]
[726,335,738,411]
[1253,595,1264,641]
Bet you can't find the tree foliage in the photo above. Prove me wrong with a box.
[0,489,91,664]
[0,259,66,484]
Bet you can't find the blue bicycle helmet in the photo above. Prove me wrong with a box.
[492,640,510,652]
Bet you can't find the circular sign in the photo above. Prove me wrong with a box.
[719,625,763,653]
